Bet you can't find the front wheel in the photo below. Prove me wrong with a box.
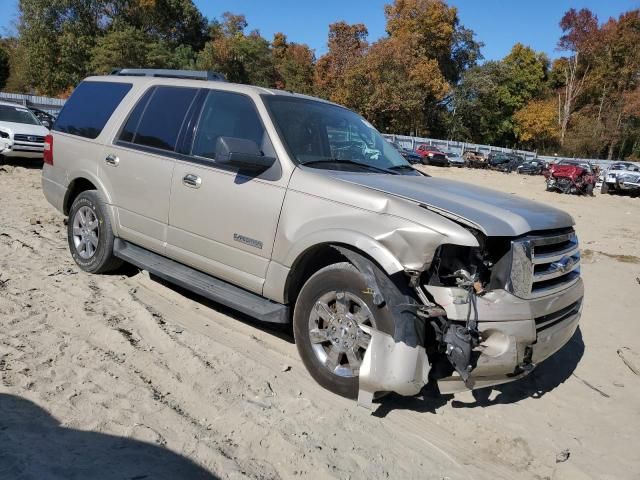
[293,262,397,399]
[67,190,122,273]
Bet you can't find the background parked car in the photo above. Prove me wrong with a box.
[388,140,422,164]
[517,160,545,175]
[544,160,596,195]
[600,161,640,194]
[0,101,49,162]
[463,150,487,169]
[487,153,523,172]
[29,107,57,129]
[415,144,449,166]
[445,151,465,167]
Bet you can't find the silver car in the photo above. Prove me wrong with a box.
[42,69,583,407]
[601,161,640,194]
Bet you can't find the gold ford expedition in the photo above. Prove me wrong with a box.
[42,69,583,407]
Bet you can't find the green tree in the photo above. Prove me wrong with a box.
[384,0,482,83]
[501,43,548,110]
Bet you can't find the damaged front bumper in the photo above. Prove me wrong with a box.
[357,278,583,406]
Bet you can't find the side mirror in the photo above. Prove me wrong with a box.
[42,120,51,129]
[215,136,275,171]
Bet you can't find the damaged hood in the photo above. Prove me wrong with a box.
[328,172,574,237]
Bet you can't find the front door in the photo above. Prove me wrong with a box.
[100,85,199,253]
[167,89,288,294]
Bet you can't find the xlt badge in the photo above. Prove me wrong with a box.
[233,233,263,250]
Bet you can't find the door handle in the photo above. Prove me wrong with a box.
[105,154,120,166]
[182,173,202,188]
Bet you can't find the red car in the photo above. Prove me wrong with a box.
[543,160,596,195]
[415,144,450,167]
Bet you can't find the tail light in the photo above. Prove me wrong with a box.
[43,134,53,165]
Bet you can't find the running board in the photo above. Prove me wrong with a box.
[113,239,289,324]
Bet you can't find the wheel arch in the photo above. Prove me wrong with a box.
[63,171,112,215]
[281,238,404,306]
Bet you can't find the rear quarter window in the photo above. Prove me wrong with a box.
[53,81,132,139]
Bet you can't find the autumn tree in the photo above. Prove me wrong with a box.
[272,33,315,94]
[197,13,274,86]
[514,98,559,151]
[314,21,368,103]
[556,8,599,146]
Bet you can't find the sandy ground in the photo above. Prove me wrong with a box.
[0,160,639,480]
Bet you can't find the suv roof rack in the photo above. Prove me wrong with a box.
[110,68,227,82]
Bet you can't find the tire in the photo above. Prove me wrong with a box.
[67,190,122,274]
[586,184,594,196]
[293,262,408,399]
[421,158,429,165]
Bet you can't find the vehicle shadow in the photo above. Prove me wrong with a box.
[0,393,217,479]
[451,326,585,408]
[0,156,44,170]
[148,273,295,344]
[373,327,584,416]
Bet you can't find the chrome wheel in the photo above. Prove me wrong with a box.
[308,290,373,377]
[72,206,99,259]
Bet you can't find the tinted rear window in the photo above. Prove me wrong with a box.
[128,86,198,151]
[53,81,132,139]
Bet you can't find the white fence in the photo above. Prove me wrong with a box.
[0,92,65,116]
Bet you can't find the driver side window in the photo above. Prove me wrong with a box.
[192,90,271,161]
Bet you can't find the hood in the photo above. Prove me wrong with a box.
[0,121,49,136]
[550,164,583,179]
[326,171,574,237]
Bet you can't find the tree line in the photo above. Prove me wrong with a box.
[0,0,638,159]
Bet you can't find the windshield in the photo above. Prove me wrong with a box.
[263,95,411,173]
[0,105,41,126]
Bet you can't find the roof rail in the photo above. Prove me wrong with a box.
[110,69,227,82]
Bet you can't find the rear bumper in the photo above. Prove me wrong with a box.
[41,169,66,213]
[426,279,583,393]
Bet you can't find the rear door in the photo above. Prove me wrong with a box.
[166,89,287,294]
[100,85,199,254]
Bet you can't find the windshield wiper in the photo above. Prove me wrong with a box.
[387,164,415,172]
[300,158,398,175]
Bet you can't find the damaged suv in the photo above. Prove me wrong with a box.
[42,70,583,407]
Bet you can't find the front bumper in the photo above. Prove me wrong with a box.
[0,138,44,158]
[617,180,640,191]
[426,279,583,393]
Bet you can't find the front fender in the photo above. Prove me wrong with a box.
[282,229,404,274]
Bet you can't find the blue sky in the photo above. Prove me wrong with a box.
[1,0,639,60]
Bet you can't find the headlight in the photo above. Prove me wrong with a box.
[427,153,434,157]
[0,130,9,139]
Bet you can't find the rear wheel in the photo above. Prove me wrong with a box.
[67,190,122,274]
[293,262,397,399]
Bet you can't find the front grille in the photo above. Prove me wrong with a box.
[535,299,582,332]
[508,230,581,299]
[14,134,45,143]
